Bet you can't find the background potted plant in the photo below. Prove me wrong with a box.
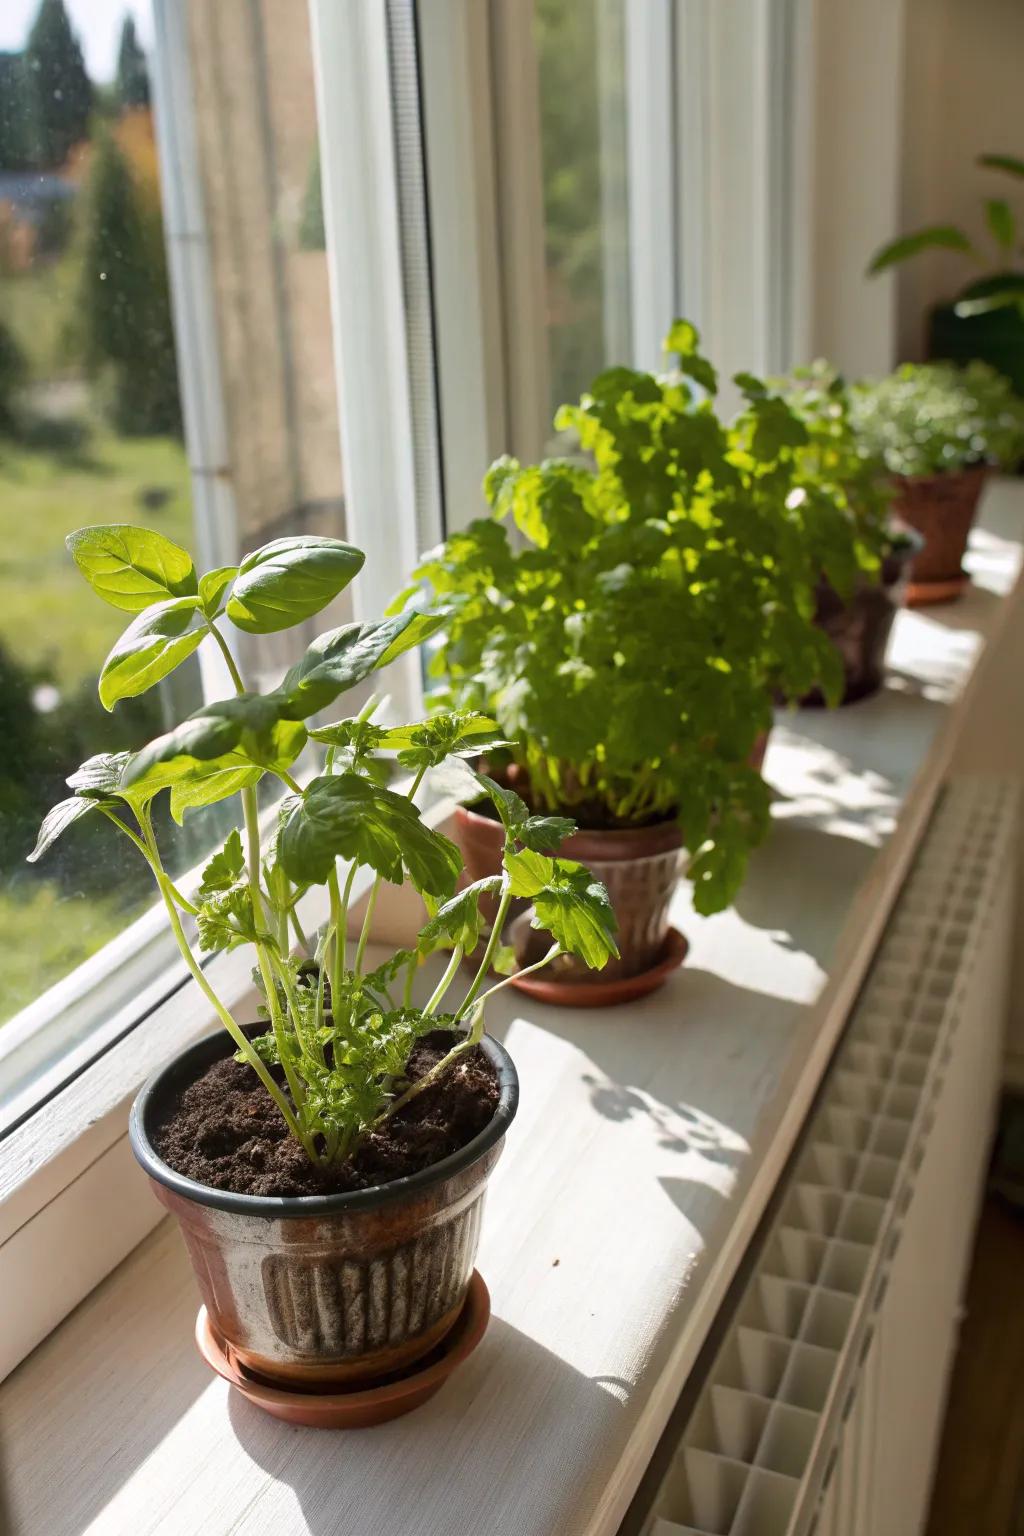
[399,323,875,1005]
[867,150,1024,393]
[849,361,1024,604]
[29,523,617,1425]
[778,361,918,703]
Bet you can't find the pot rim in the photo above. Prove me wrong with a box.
[454,798,682,841]
[129,1027,518,1219]
[890,463,990,489]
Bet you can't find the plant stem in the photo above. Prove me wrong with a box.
[353,877,379,981]
[290,904,311,956]
[376,1002,485,1127]
[242,784,306,1113]
[205,618,246,694]
[454,885,512,1021]
[424,944,464,1014]
[475,943,562,1003]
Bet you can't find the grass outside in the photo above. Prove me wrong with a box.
[0,425,193,1022]
[0,258,81,383]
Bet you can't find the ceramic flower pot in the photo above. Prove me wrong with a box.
[129,1028,518,1390]
[454,803,683,989]
[803,539,919,706]
[889,466,987,604]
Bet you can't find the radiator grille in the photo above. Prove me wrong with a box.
[643,776,1019,1536]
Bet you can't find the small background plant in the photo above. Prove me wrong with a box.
[29,525,618,1170]
[849,361,1024,478]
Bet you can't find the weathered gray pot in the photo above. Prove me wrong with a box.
[129,1029,518,1388]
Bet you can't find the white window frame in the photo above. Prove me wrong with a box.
[0,0,439,1379]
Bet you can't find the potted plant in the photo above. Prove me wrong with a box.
[849,361,1024,604]
[777,361,918,703]
[398,323,874,1004]
[29,523,617,1425]
[867,151,1024,393]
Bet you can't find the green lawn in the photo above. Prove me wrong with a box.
[0,427,192,689]
[0,426,193,1023]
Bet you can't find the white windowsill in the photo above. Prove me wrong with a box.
[2,482,1022,1536]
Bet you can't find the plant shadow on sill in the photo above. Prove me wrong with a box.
[224,1314,627,1535]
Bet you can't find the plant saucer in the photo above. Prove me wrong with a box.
[195,1270,490,1428]
[905,574,969,607]
[507,921,688,1009]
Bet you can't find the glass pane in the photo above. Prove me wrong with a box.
[0,0,347,1032]
[533,0,631,418]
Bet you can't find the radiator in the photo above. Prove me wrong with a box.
[641,776,1019,1536]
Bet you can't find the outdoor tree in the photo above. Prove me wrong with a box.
[0,54,33,172]
[116,16,150,112]
[24,0,92,168]
[76,131,180,436]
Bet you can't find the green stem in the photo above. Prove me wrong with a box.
[205,618,246,694]
[424,944,464,1015]
[353,877,380,981]
[376,1002,485,1126]
[454,884,512,1022]
[290,904,311,957]
[402,953,417,1008]
[243,784,306,1112]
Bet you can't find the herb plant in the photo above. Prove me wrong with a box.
[849,361,1024,478]
[29,526,618,1169]
[400,322,876,914]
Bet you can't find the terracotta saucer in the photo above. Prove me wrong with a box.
[195,1270,491,1428]
[905,573,968,607]
[508,925,689,1009]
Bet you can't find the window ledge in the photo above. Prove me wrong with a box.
[2,483,1022,1536]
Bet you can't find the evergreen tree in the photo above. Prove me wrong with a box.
[24,0,92,167]
[77,133,180,436]
[115,17,150,112]
[0,53,32,172]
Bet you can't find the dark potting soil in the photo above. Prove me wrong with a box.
[152,1032,499,1198]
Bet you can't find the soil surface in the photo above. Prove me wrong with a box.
[153,1032,499,1198]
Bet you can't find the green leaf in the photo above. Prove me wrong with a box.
[97,596,204,710]
[530,859,619,969]
[66,751,131,798]
[978,152,1024,179]
[124,695,306,793]
[517,814,575,853]
[470,771,530,838]
[196,885,270,953]
[866,226,975,274]
[279,611,445,718]
[198,828,245,895]
[985,199,1016,252]
[225,537,364,633]
[504,846,556,898]
[199,565,237,616]
[379,712,514,770]
[664,318,718,393]
[276,773,462,895]
[66,525,198,613]
[169,762,261,824]
[954,290,1024,319]
[420,877,502,951]
[26,796,103,863]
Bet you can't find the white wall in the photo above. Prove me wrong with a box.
[898,0,1024,361]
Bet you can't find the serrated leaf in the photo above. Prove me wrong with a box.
[470,771,530,837]
[199,565,237,616]
[518,814,575,853]
[67,524,197,613]
[379,712,513,770]
[198,828,245,895]
[528,859,619,969]
[276,773,462,895]
[26,796,103,863]
[420,877,502,951]
[225,536,364,634]
[98,595,204,710]
[866,225,976,274]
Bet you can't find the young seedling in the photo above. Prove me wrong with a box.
[29,526,618,1168]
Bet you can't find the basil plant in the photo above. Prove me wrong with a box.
[402,322,879,915]
[29,527,618,1168]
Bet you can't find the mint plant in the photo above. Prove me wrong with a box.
[849,361,1024,478]
[29,526,618,1168]
[404,321,876,914]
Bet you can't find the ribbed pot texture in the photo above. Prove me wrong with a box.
[454,804,683,982]
[803,540,917,706]
[129,1029,518,1388]
[889,467,987,588]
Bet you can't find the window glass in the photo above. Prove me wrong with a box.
[0,0,345,1031]
[533,0,631,417]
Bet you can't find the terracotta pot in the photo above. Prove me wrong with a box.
[803,540,918,707]
[129,1029,518,1389]
[889,466,987,600]
[454,804,683,985]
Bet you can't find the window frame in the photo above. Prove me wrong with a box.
[0,0,441,1378]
